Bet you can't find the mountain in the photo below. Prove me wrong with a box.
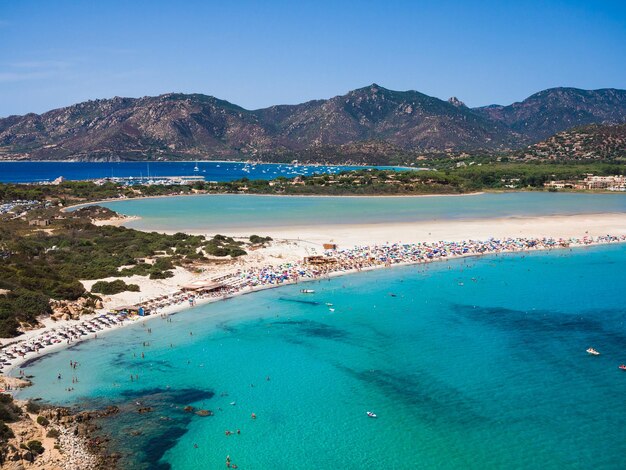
[1,85,625,163]
[474,87,626,141]
[515,123,626,162]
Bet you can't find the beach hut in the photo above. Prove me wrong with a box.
[180,280,225,293]
[112,305,143,316]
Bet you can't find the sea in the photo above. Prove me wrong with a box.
[14,244,626,469]
[95,192,626,233]
[0,161,400,184]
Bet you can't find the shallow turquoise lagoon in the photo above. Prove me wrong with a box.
[15,245,626,469]
[97,192,626,233]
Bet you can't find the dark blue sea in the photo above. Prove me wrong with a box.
[0,161,395,184]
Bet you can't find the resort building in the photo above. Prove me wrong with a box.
[583,175,626,191]
[544,174,626,191]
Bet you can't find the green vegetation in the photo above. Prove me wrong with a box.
[21,439,44,455]
[35,415,49,427]
[46,428,60,439]
[0,421,13,441]
[249,235,273,244]
[0,394,21,423]
[0,206,269,337]
[91,280,140,295]
[0,213,210,337]
[205,235,247,257]
[24,401,41,414]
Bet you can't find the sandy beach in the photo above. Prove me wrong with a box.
[119,212,626,246]
[2,210,626,376]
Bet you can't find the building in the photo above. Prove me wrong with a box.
[179,280,225,293]
[28,219,50,227]
[583,175,626,191]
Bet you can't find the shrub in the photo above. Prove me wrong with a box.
[0,421,14,441]
[25,401,41,414]
[26,440,44,454]
[249,235,272,244]
[46,428,60,439]
[91,280,140,295]
[36,416,49,427]
[149,270,174,280]
[0,394,22,422]
[228,248,247,257]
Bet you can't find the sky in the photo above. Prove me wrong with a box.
[0,0,625,117]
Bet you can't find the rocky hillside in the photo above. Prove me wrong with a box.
[475,88,626,141]
[515,123,626,162]
[1,85,625,163]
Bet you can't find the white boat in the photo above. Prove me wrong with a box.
[329,308,335,312]
[194,162,200,172]
[586,347,600,356]
[366,411,377,418]
[300,289,315,294]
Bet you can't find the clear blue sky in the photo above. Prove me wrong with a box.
[1,0,625,117]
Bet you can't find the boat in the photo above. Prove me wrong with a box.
[300,289,315,294]
[193,162,200,172]
[586,347,600,356]
[329,308,335,312]
[366,411,377,418]
[619,365,626,371]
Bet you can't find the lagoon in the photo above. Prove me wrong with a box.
[97,192,626,233]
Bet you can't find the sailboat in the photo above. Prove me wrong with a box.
[194,161,200,172]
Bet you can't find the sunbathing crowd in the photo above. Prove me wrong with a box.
[234,234,626,286]
[1,234,625,378]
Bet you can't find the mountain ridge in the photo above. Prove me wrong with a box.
[1,84,625,163]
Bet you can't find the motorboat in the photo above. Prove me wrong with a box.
[586,348,600,356]
[366,411,377,418]
[300,289,315,294]
[619,365,626,371]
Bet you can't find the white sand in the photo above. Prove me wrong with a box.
[145,213,626,247]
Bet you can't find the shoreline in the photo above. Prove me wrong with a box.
[62,190,486,213]
[3,236,625,376]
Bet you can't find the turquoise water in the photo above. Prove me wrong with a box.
[15,245,626,469]
[97,192,626,233]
